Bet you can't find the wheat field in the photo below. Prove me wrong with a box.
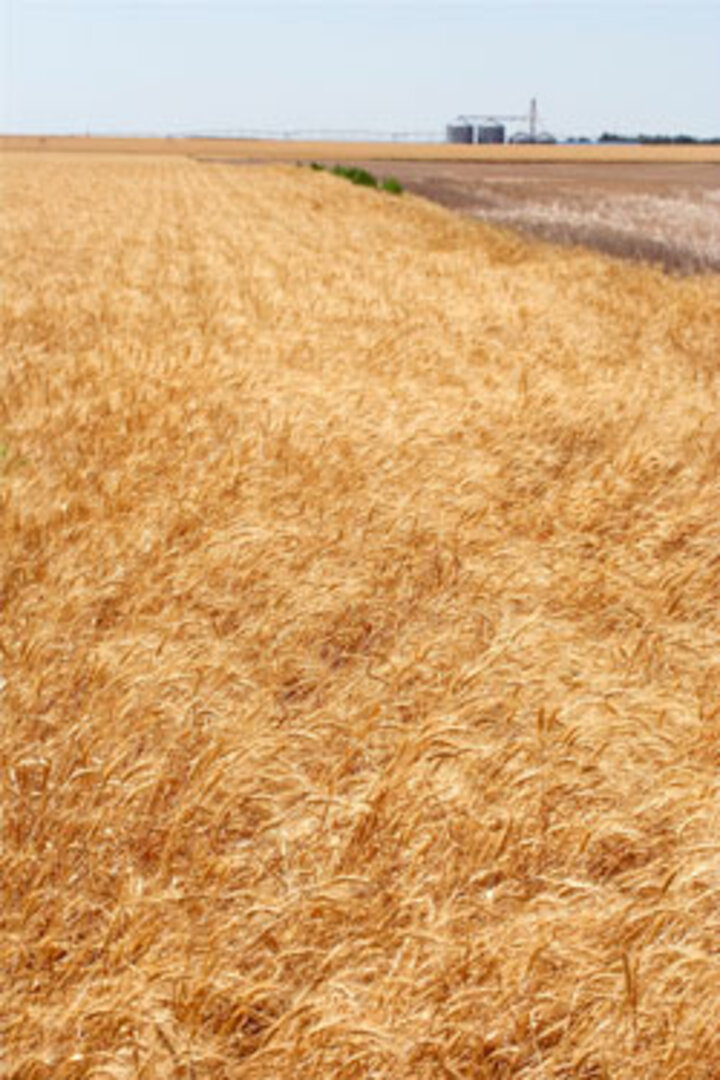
[2,152,720,1079]
[3,135,720,164]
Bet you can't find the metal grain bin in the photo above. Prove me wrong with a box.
[446,122,474,144]
[476,123,506,144]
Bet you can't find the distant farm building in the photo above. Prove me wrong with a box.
[447,99,555,145]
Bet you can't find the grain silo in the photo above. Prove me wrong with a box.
[446,122,474,144]
[476,123,506,144]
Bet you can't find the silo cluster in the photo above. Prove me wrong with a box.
[446,121,506,145]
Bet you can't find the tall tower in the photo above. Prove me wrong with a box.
[529,98,538,142]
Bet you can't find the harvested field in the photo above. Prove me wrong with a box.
[2,152,720,1079]
[306,161,720,273]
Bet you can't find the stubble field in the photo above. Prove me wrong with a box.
[341,161,720,273]
[2,152,720,1079]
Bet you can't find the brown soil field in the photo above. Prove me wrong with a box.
[348,161,720,274]
[2,152,720,1079]
[3,133,720,164]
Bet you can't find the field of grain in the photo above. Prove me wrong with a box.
[2,152,720,1079]
[3,134,720,165]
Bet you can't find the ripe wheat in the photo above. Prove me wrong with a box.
[2,152,720,1078]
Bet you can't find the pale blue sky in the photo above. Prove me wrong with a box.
[2,1,719,138]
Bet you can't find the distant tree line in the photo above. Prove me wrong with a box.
[597,133,720,145]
